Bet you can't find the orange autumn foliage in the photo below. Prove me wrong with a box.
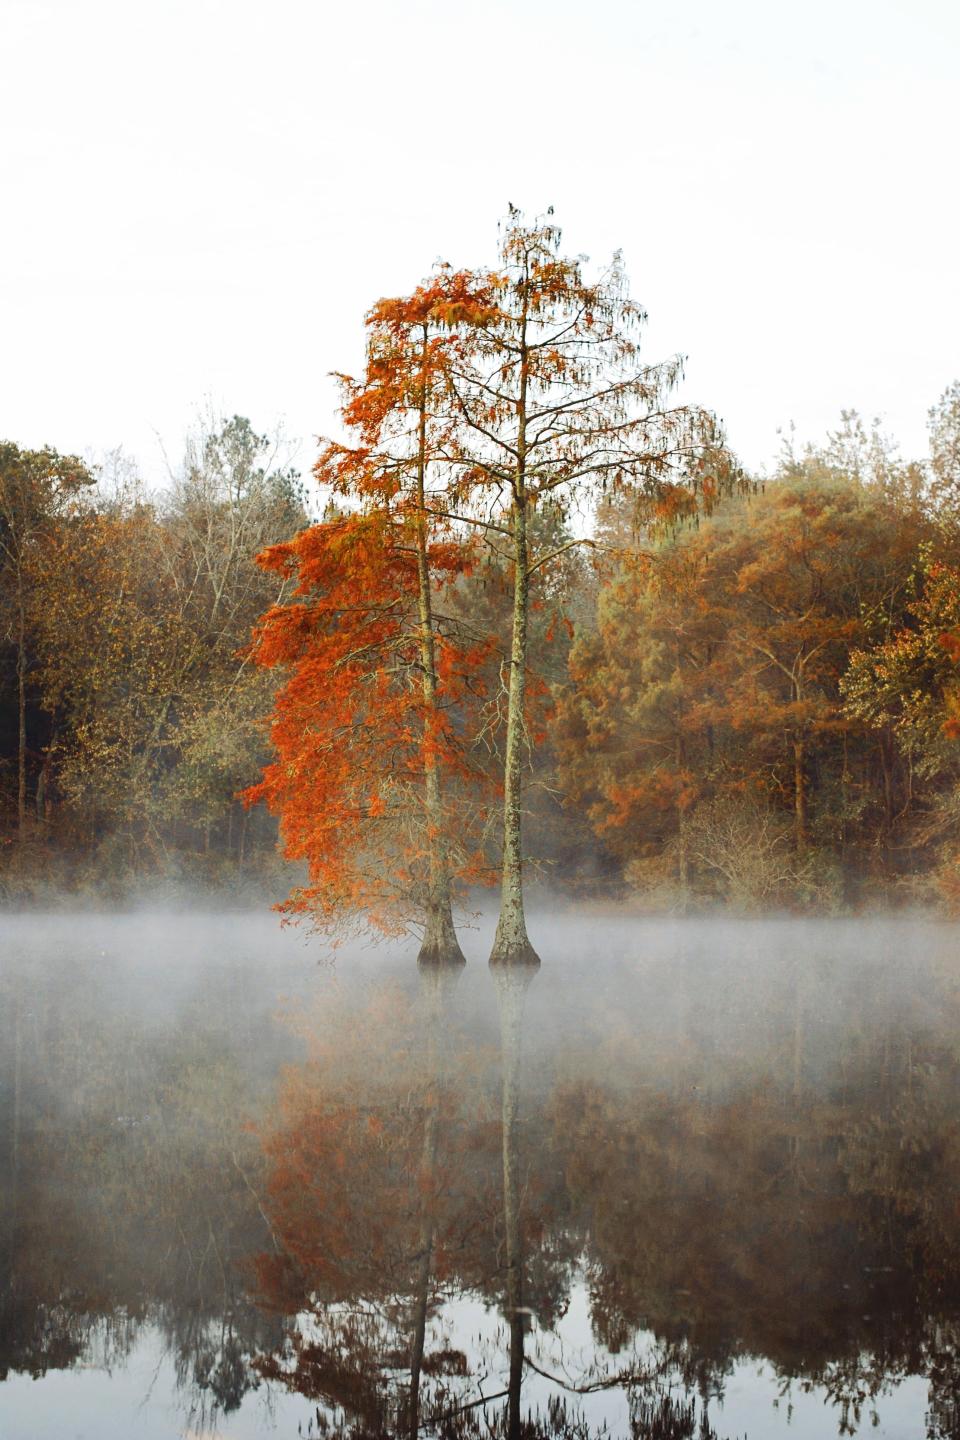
[312,270,498,555]
[241,510,489,937]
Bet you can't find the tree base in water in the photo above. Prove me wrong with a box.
[417,939,467,966]
[489,936,541,968]
[417,912,467,967]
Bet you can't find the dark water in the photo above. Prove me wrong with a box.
[2,911,960,1439]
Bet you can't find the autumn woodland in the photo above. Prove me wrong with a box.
[3,214,960,952]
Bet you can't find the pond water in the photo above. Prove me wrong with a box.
[2,910,960,1439]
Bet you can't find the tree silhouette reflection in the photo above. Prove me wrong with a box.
[7,928,960,1435]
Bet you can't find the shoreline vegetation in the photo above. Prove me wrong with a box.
[4,216,960,931]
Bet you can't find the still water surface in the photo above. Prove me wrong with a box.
[2,911,960,1439]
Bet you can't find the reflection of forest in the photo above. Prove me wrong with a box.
[5,920,960,1437]
[0,922,299,1428]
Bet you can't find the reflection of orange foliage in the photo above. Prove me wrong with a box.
[252,985,501,1316]
[255,1095,407,1303]
[254,985,417,1302]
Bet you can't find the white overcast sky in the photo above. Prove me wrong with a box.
[1,0,958,486]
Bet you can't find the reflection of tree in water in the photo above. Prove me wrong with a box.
[487,961,739,1440]
[10,929,960,1435]
[928,1324,960,1440]
[0,948,289,1425]
[493,958,538,1440]
[252,957,500,1436]
[252,957,572,1437]
[631,1391,729,1440]
[230,941,960,1435]
[251,959,745,1439]
[547,1001,960,1436]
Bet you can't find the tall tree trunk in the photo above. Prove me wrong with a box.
[491,301,539,966]
[492,959,538,1440]
[879,731,895,839]
[35,739,52,825]
[491,498,539,964]
[414,332,465,966]
[793,735,807,853]
[16,581,27,840]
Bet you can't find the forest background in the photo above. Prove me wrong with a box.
[4,361,960,915]
[3,2,959,925]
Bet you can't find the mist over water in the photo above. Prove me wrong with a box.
[2,909,960,1439]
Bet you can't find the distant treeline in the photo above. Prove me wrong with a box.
[0,417,306,897]
[557,395,960,910]
[3,392,960,910]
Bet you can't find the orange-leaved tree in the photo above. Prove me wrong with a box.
[242,508,489,947]
[310,270,497,961]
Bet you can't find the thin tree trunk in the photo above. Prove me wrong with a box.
[491,296,539,967]
[677,806,689,899]
[35,737,52,825]
[414,327,465,966]
[17,581,27,839]
[491,497,539,964]
[793,736,807,853]
[879,731,895,838]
